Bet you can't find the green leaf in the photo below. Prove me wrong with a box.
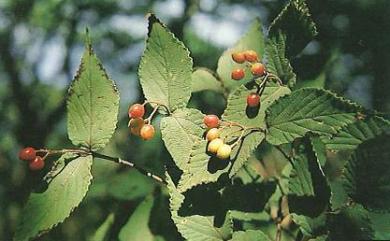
[167,175,233,241]
[191,68,223,93]
[223,82,291,128]
[178,129,264,192]
[321,116,390,150]
[342,135,390,211]
[265,88,361,145]
[139,14,193,111]
[269,0,317,58]
[265,31,297,87]
[291,213,327,238]
[67,40,119,151]
[160,108,204,171]
[118,196,155,241]
[15,154,93,241]
[328,204,374,241]
[89,213,115,241]
[217,18,265,92]
[310,136,327,166]
[229,230,271,241]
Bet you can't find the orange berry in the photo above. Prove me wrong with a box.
[206,128,219,141]
[203,115,220,128]
[129,118,145,136]
[231,52,246,63]
[140,124,155,140]
[251,63,266,76]
[231,69,245,80]
[244,50,259,62]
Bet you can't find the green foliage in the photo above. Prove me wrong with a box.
[67,38,120,151]
[217,18,265,92]
[230,230,271,241]
[139,14,193,112]
[15,154,93,241]
[89,213,115,241]
[266,88,361,145]
[191,68,223,93]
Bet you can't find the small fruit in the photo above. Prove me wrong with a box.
[207,138,224,154]
[231,69,245,80]
[128,104,145,118]
[18,147,36,161]
[203,115,220,128]
[29,156,45,171]
[140,124,155,140]
[244,50,258,62]
[251,62,265,76]
[206,128,219,141]
[129,118,145,136]
[216,144,232,159]
[247,93,260,107]
[231,52,246,63]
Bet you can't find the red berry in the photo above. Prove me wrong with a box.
[231,69,245,80]
[203,115,220,128]
[29,156,45,171]
[251,63,266,76]
[247,93,260,107]
[128,104,145,118]
[140,124,155,140]
[231,52,246,63]
[244,50,259,62]
[18,147,36,161]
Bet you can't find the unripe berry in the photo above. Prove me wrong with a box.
[244,50,259,62]
[129,118,145,136]
[18,147,36,161]
[247,93,260,107]
[231,52,246,63]
[216,144,232,160]
[29,156,45,171]
[206,128,219,141]
[140,124,155,140]
[251,62,265,76]
[207,138,223,154]
[203,115,220,128]
[231,69,245,80]
[128,104,145,118]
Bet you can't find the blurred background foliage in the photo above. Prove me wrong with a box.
[0,0,389,240]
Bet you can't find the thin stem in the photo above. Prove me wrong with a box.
[275,223,282,241]
[91,152,167,185]
[275,145,294,166]
[267,72,283,86]
[144,100,171,115]
[145,105,159,124]
[36,148,88,155]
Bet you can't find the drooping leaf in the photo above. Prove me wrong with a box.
[118,196,155,241]
[265,31,297,87]
[265,88,361,145]
[269,0,317,58]
[178,128,264,193]
[67,39,119,151]
[167,175,233,241]
[229,230,271,241]
[223,82,291,128]
[15,154,93,241]
[160,108,204,171]
[89,213,115,241]
[321,116,390,150]
[217,18,265,92]
[191,68,223,93]
[139,14,193,111]
[342,135,390,211]
[328,204,374,241]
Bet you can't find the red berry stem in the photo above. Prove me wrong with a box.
[145,105,160,124]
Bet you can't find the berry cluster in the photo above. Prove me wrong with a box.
[128,103,156,140]
[18,147,45,171]
[203,115,232,160]
[231,50,266,81]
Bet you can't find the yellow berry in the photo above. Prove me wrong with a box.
[207,138,223,154]
[216,144,232,160]
[206,128,219,141]
[140,124,155,140]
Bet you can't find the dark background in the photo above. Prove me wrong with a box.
[1,0,389,240]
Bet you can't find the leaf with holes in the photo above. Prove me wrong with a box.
[191,68,223,93]
[321,116,390,150]
[265,88,361,145]
[14,154,93,241]
[217,18,265,92]
[167,175,233,241]
[161,108,204,171]
[139,14,193,111]
[269,0,317,58]
[67,38,119,151]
